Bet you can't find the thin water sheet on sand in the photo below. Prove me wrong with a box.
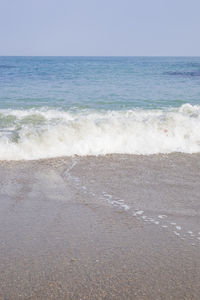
[0,153,200,299]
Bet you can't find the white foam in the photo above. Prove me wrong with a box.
[1,103,200,160]
[149,218,155,222]
[176,226,181,230]
[173,231,180,236]
[135,210,144,215]
[122,204,130,211]
[158,215,167,219]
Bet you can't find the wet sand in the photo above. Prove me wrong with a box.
[1,154,200,299]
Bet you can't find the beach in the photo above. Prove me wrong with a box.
[1,4,200,297]
[1,154,200,299]
[1,56,200,299]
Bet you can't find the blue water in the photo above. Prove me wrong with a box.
[1,56,200,160]
[1,56,200,110]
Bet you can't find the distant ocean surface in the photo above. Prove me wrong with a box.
[0,56,200,160]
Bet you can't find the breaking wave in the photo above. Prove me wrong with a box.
[0,103,200,160]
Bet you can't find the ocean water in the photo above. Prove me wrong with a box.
[1,56,200,160]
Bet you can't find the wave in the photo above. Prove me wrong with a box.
[164,71,200,77]
[0,103,200,160]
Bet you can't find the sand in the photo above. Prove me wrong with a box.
[0,154,200,299]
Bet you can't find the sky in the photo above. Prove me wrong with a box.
[0,0,200,56]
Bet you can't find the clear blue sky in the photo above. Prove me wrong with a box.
[0,0,200,56]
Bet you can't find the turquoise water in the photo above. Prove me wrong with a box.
[1,56,200,160]
[1,56,200,110]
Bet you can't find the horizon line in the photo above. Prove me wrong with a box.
[0,55,200,58]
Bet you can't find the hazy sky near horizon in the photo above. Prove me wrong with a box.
[0,0,200,56]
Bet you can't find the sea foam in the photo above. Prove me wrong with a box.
[0,103,200,160]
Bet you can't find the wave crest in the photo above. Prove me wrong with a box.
[0,104,200,160]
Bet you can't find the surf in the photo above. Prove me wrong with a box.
[0,103,200,160]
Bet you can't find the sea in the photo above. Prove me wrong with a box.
[0,56,200,160]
